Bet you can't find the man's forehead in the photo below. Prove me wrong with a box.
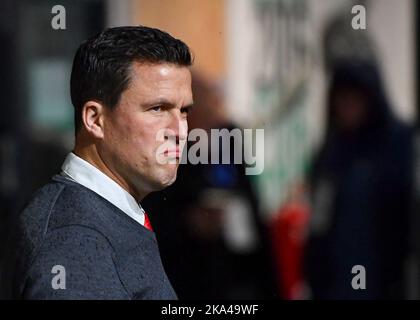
[126,62,192,103]
[129,61,191,82]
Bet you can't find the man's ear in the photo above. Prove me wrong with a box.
[81,100,105,139]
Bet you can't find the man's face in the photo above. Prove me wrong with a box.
[100,62,193,199]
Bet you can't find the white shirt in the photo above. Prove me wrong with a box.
[61,152,146,226]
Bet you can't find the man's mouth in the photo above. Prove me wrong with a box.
[163,148,180,158]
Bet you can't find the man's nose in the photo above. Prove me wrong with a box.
[166,112,188,143]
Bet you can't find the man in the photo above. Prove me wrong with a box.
[0,26,193,299]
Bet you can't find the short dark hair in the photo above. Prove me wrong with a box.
[70,25,193,132]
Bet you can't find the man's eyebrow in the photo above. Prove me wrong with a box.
[144,98,173,106]
[182,102,195,109]
[143,99,194,107]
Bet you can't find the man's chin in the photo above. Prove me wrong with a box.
[161,173,178,188]
[152,171,178,190]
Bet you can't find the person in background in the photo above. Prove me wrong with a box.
[304,59,414,299]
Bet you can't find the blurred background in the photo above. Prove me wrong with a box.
[0,0,419,299]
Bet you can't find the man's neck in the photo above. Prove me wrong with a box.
[73,143,145,202]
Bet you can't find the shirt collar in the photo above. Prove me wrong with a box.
[61,152,145,226]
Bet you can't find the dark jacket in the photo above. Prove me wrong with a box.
[305,60,414,299]
[0,175,177,300]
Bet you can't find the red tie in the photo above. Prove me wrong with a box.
[144,212,153,232]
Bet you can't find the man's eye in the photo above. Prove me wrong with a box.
[181,107,190,114]
[151,106,162,112]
